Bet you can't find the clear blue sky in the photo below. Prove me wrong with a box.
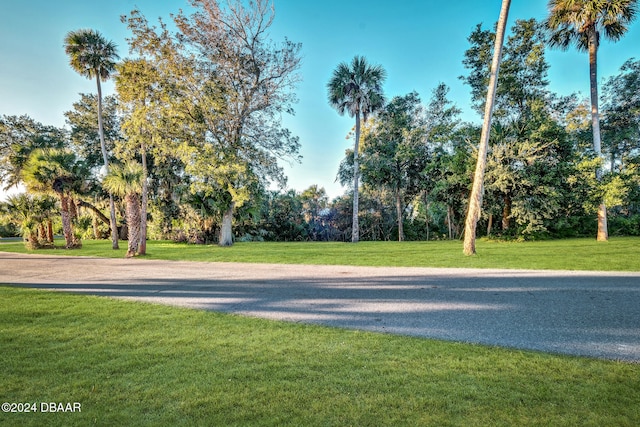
[1,0,639,200]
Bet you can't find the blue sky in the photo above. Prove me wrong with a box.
[1,0,639,200]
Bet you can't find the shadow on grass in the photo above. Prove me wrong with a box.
[2,252,640,362]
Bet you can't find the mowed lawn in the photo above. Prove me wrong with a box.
[1,238,639,425]
[1,287,639,426]
[1,236,640,270]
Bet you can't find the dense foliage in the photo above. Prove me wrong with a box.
[1,7,639,245]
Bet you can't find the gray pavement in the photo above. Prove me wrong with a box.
[1,251,639,362]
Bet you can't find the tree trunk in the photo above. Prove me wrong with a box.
[96,75,119,249]
[395,189,404,242]
[487,213,493,236]
[219,202,236,247]
[125,193,141,258]
[76,199,109,225]
[38,223,47,243]
[502,195,511,231]
[92,214,100,239]
[424,192,430,241]
[139,140,148,255]
[588,28,608,241]
[47,220,54,243]
[24,228,40,250]
[60,193,80,249]
[352,110,361,243]
[463,0,511,255]
[447,205,453,240]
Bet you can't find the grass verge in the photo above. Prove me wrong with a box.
[2,237,640,271]
[1,286,638,426]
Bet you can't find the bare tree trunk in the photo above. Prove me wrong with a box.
[139,141,148,255]
[446,205,452,240]
[77,199,110,226]
[96,76,119,249]
[396,189,404,242]
[352,111,361,243]
[47,220,54,243]
[588,29,608,241]
[423,192,430,241]
[463,0,511,255]
[502,195,511,231]
[38,223,47,243]
[219,202,236,247]
[125,193,141,258]
[92,214,100,239]
[487,213,493,236]
[60,193,80,249]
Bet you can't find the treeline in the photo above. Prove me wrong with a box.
[1,6,639,248]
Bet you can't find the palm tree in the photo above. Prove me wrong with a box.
[3,194,45,249]
[22,148,84,249]
[102,162,143,258]
[547,0,638,241]
[328,56,386,243]
[463,0,512,256]
[64,28,120,249]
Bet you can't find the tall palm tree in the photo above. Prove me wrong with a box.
[547,0,638,241]
[22,148,84,249]
[328,56,386,243]
[64,28,120,249]
[463,0,512,256]
[102,162,143,258]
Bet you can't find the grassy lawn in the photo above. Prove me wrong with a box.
[1,286,638,426]
[2,236,640,271]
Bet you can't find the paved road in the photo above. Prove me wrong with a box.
[2,251,639,362]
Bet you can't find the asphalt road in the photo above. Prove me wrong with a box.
[2,251,639,362]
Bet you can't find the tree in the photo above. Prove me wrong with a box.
[174,0,302,246]
[114,58,160,256]
[463,0,511,255]
[64,28,121,249]
[461,18,572,239]
[22,148,84,249]
[102,162,143,257]
[0,115,66,190]
[421,84,466,240]
[546,0,638,241]
[359,92,427,241]
[300,185,329,240]
[2,194,56,249]
[602,58,640,172]
[65,93,121,170]
[328,55,386,243]
[118,10,202,253]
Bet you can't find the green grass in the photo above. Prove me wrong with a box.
[2,237,640,271]
[1,287,638,426]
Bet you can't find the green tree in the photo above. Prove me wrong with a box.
[65,93,121,170]
[102,162,143,257]
[118,10,203,253]
[22,148,85,249]
[328,55,386,243]
[64,28,121,249]
[463,0,511,255]
[0,115,66,190]
[601,59,640,234]
[174,0,302,246]
[546,0,638,241]
[421,85,467,240]
[2,194,56,249]
[461,18,570,239]
[602,58,640,172]
[300,185,329,240]
[360,92,427,241]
